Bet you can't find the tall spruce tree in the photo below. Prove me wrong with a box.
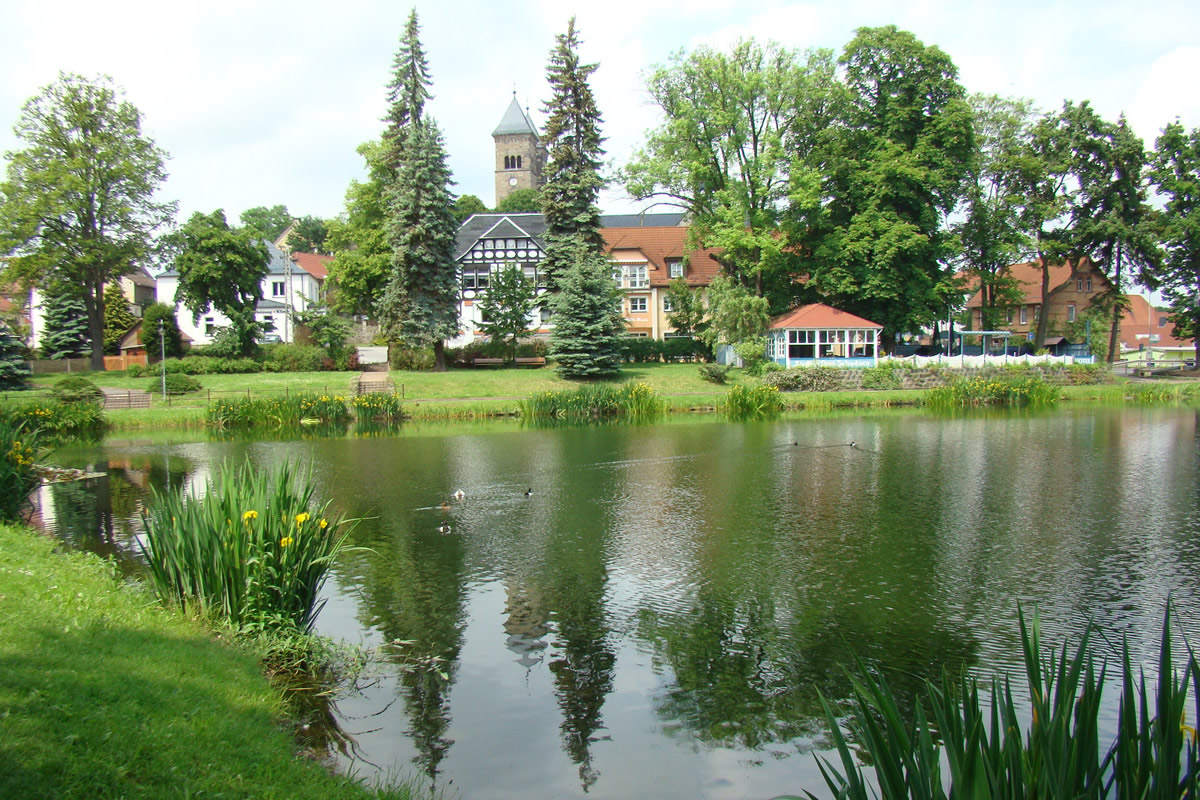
[41,289,91,359]
[541,18,622,377]
[376,9,459,371]
[102,283,137,355]
[539,17,606,290]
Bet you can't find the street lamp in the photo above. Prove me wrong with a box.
[159,319,166,400]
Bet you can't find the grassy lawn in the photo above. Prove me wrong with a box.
[0,524,414,800]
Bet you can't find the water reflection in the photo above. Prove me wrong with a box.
[36,407,1200,800]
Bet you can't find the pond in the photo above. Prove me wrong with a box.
[34,406,1200,800]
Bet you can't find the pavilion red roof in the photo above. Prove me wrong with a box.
[770,304,882,330]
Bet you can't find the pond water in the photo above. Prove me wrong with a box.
[34,406,1200,800]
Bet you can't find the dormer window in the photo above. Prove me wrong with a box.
[667,259,685,279]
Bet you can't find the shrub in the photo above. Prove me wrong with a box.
[1066,363,1107,384]
[514,338,549,359]
[0,399,104,439]
[721,384,783,420]
[763,365,843,392]
[51,375,103,403]
[140,460,353,633]
[262,344,325,373]
[698,363,732,384]
[390,345,435,370]
[156,373,202,395]
[734,337,769,376]
[125,363,146,378]
[619,336,663,363]
[861,362,904,390]
[0,419,41,523]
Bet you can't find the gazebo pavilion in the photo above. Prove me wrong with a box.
[766,304,883,367]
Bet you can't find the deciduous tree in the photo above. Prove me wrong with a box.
[286,215,329,254]
[664,277,706,337]
[453,194,488,221]
[697,275,769,350]
[0,73,175,370]
[496,188,541,214]
[170,209,270,357]
[476,265,537,359]
[1149,122,1200,363]
[326,140,391,317]
[239,205,292,241]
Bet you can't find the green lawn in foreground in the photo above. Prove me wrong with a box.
[0,524,413,800]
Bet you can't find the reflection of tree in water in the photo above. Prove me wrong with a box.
[639,586,979,752]
[354,518,468,780]
[544,546,616,792]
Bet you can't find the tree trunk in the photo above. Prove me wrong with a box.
[85,281,107,371]
[434,340,447,372]
[1035,255,1051,350]
[1106,243,1123,363]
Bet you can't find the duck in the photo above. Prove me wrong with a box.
[437,522,452,534]
[524,487,533,496]
[452,489,465,501]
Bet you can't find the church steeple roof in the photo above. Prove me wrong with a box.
[492,93,539,137]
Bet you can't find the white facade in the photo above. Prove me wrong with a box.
[156,242,323,346]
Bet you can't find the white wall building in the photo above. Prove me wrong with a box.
[156,242,329,346]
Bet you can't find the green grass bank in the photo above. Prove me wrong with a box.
[0,523,413,800]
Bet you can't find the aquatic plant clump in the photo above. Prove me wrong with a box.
[0,398,104,439]
[807,606,1200,799]
[519,382,666,421]
[925,375,1060,408]
[0,419,41,523]
[206,392,352,428]
[721,384,783,420]
[141,460,352,633]
[350,392,405,421]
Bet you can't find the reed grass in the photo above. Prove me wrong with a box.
[206,392,353,428]
[350,391,406,421]
[925,375,1061,409]
[0,418,41,523]
[721,384,784,420]
[1126,382,1200,404]
[141,460,352,634]
[803,605,1200,800]
[519,382,666,421]
[0,397,105,438]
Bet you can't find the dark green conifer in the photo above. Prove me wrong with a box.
[547,240,624,377]
[0,320,31,389]
[41,290,91,359]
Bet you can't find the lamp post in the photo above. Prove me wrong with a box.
[159,319,166,399]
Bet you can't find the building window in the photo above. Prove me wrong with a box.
[1077,279,1083,291]
[271,281,285,297]
[1020,306,1027,325]
[629,296,648,313]
[462,267,491,291]
[204,316,215,336]
[662,295,674,312]
[787,329,816,359]
[1160,316,1167,328]
[503,155,523,170]
[1086,278,1092,291]
[667,259,685,279]
[613,264,649,289]
[1006,307,1013,324]
[1067,304,1076,322]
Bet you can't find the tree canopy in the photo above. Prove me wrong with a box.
[169,209,270,357]
[325,140,391,317]
[476,265,537,359]
[1149,122,1200,362]
[0,73,175,370]
[239,205,292,241]
[496,188,542,214]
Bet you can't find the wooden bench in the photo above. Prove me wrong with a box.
[472,358,504,367]
[514,357,546,368]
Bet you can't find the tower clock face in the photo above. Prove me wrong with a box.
[509,177,519,186]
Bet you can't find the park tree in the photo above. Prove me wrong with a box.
[664,277,706,337]
[140,302,183,361]
[627,40,839,304]
[476,265,537,359]
[806,26,974,348]
[453,194,488,221]
[539,17,606,291]
[697,275,769,350]
[295,304,351,358]
[1149,122,1200,363]
[376,9,460,371]
[0,320,30,389]
[952,95,1035,330]
[40,289,90,359]
[548,240,624,377]
[170,209,270,357]
[326,139,391,317]
[0,73,175,371]
[286,215,329,254]
[102,283,137,355]
[496,188,541,214]
[239,205,292,241]
[1067,105,1160,361]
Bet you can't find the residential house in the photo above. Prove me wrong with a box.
[963,258,1110,343]
[1119,294,1194,361]
[25,266,157,351]
[450,212,719,347]
[766,304,882,367]
[156,242,331,345]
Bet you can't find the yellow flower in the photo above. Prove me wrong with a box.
[295,512,310,525]
[243,510,258,521]
[318,518,328,529]
[280,536,293,548]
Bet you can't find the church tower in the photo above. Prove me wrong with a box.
[493,93,546,207]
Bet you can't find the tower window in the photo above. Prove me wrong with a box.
[503,155,524,170]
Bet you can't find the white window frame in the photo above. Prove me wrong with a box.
[668,260,685,279]
[662,295,674,312]
[271,281,285,298]
[1067,304,1076,322]
[613,264,649,289]
[629,296,648,313]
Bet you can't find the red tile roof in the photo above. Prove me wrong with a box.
[600,227,723,287]
[770,304,882,329]
[290,252,331,281]
[964,257,1109,307]
[1120,294,1192,349]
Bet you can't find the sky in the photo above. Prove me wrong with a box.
[2,0,1199,228]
